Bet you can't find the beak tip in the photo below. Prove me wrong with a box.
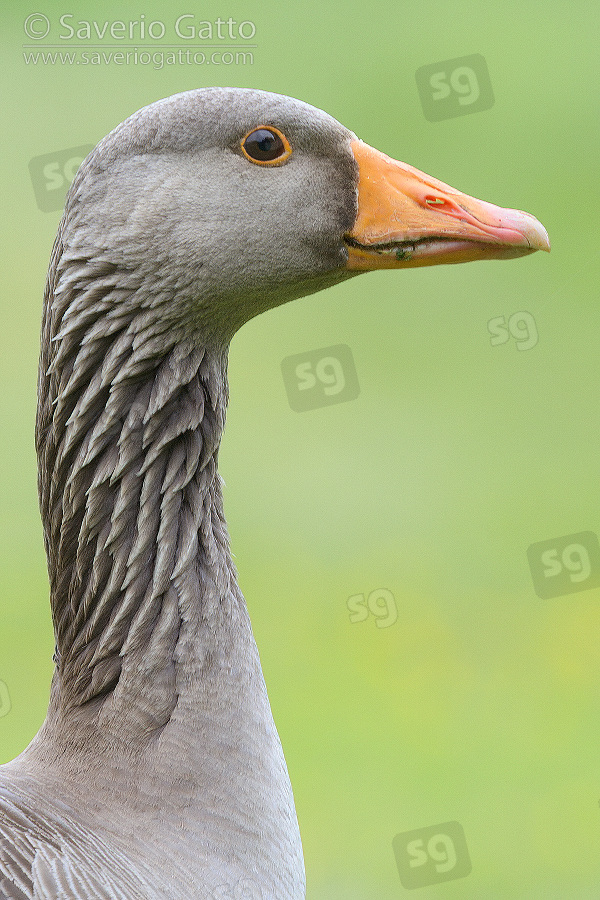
[522,214,551,253]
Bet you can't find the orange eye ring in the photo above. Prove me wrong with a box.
[240,126,292,166]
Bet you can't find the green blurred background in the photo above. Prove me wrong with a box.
[1,1,599,896]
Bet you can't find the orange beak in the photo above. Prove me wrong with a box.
[345,140,550,269]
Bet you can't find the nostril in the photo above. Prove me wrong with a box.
[425,196,448,207]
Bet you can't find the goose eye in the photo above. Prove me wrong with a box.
[241,127,292,165]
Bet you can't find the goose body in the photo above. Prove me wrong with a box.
[0,88,549,899]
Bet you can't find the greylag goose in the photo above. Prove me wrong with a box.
[0,87,549,899]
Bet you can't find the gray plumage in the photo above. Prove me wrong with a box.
[0,87,359,900]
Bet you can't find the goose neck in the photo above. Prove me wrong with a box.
[36,257,252,739]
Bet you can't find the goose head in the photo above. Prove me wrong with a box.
[62,87,549,347]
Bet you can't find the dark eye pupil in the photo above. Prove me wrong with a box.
[244,129,285,161]
[257,136,274,153]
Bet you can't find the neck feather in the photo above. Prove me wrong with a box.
[37,244,237,729]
